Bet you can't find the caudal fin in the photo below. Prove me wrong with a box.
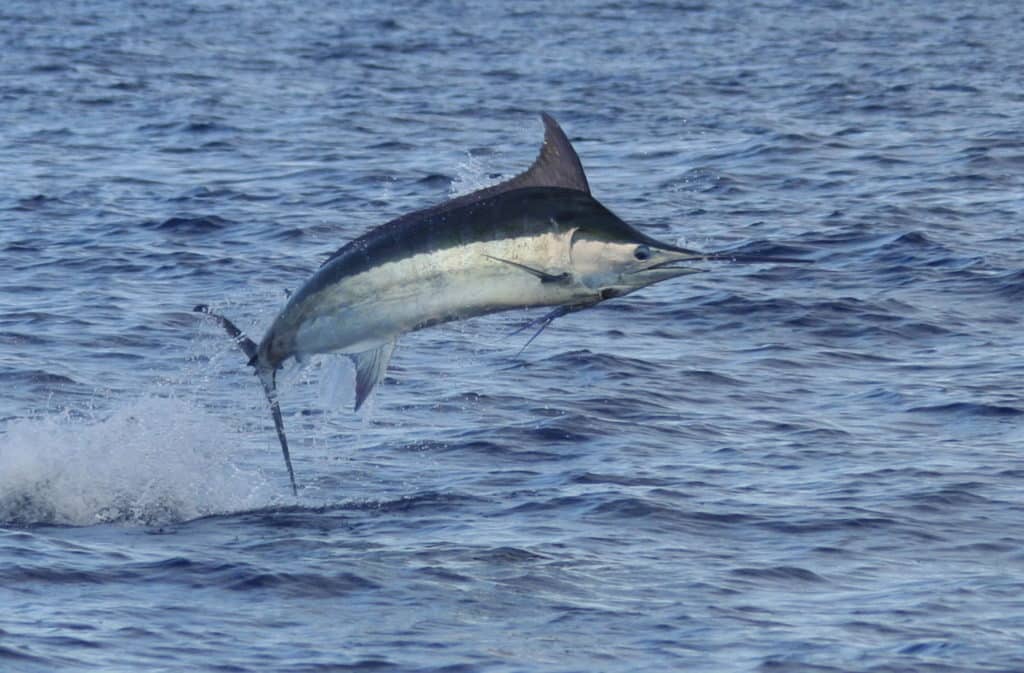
[194,305,298,495]
[194,304,258,361]
[256,366,297,495]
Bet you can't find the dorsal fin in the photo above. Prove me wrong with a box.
[319,114,590,269]
[499,113,591,194]
[439,113,591,203]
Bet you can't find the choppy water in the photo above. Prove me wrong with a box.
[2,1,1023,671]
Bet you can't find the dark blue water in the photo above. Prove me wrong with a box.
[2,1,1023,671]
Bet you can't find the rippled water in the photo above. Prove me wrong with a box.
[2,1,1023,671]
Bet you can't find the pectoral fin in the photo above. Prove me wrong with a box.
[509,300,600,356]
[350,340,397,411]
[484,255,571,284]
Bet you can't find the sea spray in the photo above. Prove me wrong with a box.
[0,396,275,526]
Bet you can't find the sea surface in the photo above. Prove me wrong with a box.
[2,1,1023,671]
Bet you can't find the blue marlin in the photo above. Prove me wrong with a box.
[196,114,804,493]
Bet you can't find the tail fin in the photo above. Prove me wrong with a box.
[194,304,258,361]
[255,365,297,495]
[194,305,298,495]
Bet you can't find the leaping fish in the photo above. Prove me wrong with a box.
[196,113,806,493]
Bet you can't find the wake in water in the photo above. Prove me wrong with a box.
[0,396,275,527]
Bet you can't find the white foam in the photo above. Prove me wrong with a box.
[0,396,275,527]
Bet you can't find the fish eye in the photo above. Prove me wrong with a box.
[633,245,651,261]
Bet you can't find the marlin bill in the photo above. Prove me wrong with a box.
[196,113,807,493]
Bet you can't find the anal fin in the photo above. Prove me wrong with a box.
[350,340,397,411]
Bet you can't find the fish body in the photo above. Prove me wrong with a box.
[259,186,673,368]
[197,113,805,493]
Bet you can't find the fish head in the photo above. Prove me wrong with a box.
[565,198,705,298]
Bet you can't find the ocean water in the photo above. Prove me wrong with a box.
[2,1,1023,671]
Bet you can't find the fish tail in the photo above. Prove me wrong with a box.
[256,364,297,496]
[194,304,297,495]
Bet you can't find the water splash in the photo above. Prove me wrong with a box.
[0,396,275,527]
[450,152,497,198]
